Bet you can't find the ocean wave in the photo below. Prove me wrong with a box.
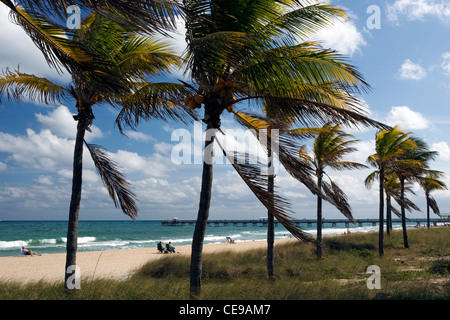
[0,240,28,250]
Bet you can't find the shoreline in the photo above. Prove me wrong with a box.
[0,238,296,284]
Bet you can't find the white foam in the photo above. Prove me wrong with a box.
[0,240,28,250]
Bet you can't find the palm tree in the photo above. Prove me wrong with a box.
[298,123,366,259]
[383,173,420,235]
[233,107,321,278]
[180,0,387,296]
[392,137,438,248]
[420,175,447,228]
[0,13,185,287]
[365,126,416,256]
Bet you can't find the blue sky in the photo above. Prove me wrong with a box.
[1,0,450,221]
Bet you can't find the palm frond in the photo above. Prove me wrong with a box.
[15,0,181,35]
[215,136,314,243]
[239,42,370,96]
[6,3,93,73]
[116,36,182,79]
[428,196,441,216]
[84,142,138,220]
[364,170,379,189]
[113,82,198,133]
[253,96,387,131]
[261,2,347,42]
[0,68,72,104]
[321,180,354,222]
[233,110,320,196]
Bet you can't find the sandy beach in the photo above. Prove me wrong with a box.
[0,239,296,284]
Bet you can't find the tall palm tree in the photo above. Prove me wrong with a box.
[0,13,186,287]
[420,175,447,228]
[180,0,387,296]
[299,123,366,259]
[233,107,320,278]
[392,137,438,248]
[383,173,420,235]
[365,126,416,256]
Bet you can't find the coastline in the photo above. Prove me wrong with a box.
[0,238,296,284]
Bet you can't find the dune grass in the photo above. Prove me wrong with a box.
[0,227,448,300]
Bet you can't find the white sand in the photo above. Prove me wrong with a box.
[0,239,296,283]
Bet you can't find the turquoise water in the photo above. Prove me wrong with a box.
[0,220,419,257]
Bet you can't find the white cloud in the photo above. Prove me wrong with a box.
[387,0,450,24]
[124,130,155,143]
[35,175,54,185]
[386,106,430,130]
[0,161,6,171]
[36,105,103,140]
[0,129,75,170]
[346,140,375,164]
[431,141,450,160]
[441,52,450,75]
[112,150,172,178]
[397,59,427,80]
[0,6,70,82]
[313,18,366,56]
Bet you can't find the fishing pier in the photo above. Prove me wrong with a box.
[161,217,449,227]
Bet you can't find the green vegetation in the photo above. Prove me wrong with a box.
[1,227,448,300]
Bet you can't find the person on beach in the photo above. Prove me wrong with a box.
[21,246,40,256]
[226,237,235,244]
[157,241,165,253]
[166,242,175,253]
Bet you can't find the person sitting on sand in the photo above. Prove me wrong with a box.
[166,242,175,253]
[21,246,40,256]
[226,237,235,244]
[157,241,164,253]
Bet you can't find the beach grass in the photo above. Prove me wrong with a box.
[0,227,448,300]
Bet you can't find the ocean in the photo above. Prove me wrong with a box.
[0,220,422,257]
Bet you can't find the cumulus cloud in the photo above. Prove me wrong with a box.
[0,129,75,171]
[36,105,103,140]
[313,18,366,56]
[431,141,450,160]
[0,6,70,82]
[386,106,430,130]
[397,59,427,80]
[111,149,173,178]
[387,0,450,24]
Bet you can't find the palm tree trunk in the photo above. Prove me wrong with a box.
[316,172,323,259]
[190,114,218,299]
[386,193,391,236]
[267,128,274,279]
[400,177,409,248]
[426,194,430,229]
[64,113,86,288]
[378,170,384,257]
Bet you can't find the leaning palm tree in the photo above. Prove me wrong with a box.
[392,137,438,248]
[420,175,447,228]
[180,0,387,296]
[383,173,421,235]
[0,13,186,287]
[233,107,321,278]
[365,126,416,256]
[299,123,366,259]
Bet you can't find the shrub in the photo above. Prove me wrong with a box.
[429,259,450,276]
